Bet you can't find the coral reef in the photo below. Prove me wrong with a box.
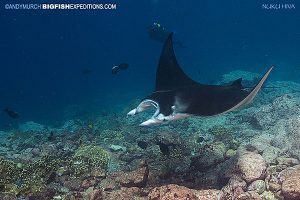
[0,69,299,199]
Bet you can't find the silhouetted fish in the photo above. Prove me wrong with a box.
[3,107,19,119]
[112,63,129,75]
[82,69,93,74]
[156,141,170,156]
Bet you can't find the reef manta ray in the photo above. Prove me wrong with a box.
[128,33,273,126]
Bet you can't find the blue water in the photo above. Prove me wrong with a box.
[0,0,299,128]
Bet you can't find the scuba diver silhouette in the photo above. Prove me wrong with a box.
[147,22,185,48]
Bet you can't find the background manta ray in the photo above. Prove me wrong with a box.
[128,33,273,126]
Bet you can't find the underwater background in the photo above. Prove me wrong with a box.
[1,0,300,199]
[1,0,300,128]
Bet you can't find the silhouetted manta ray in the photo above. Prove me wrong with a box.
[128,33,273,126]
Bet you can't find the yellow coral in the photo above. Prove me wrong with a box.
[72,145,110,176]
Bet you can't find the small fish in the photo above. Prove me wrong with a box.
[112,63,129,75]
[137,140,148,149]
[3,107,19,119]
[82,69,93,74]
[48,132,55,141]
[156,141,170,156]
[156,141,176,156]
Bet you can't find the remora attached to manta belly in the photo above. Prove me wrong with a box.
[128,33,273,126]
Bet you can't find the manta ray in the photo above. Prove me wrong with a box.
[128,33,273,126]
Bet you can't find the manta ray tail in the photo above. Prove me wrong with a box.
[246,66,273,103]
[224,66,273,113]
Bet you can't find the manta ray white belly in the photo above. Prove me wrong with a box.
[127,99,190,126]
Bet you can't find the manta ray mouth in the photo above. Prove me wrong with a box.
[127,98,191,126]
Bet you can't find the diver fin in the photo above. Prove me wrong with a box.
[155,33,197,91]
[231,78,243,88]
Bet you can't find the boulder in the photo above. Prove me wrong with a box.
[117,161,149,188]
[237,151,267,183]
[148,184,198,200]
[148,184,222,200]
[191,142,226,171]
[247,180,266,194]
[282,169,300,199]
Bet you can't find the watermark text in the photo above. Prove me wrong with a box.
[5,3,117,10]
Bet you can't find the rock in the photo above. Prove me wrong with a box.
[0,192,17,200]
[31,147,41,156]
[81,178,98,189]
[191,141,226,171]
[228,175,247,190]
[63,178,82,191]
[225,149,237,159]
[276,157,299,167]
[247,180,266,194]
[271,116,300,160]
[261,191,277,200]
[221,184,234,199]
[148,184,222,200]
[233,187,245,199]
[148,184,198,200]
[88,188,102,200]
[103,187,145,200]
[253,95,300,130]
[218,156,239,181]
[262,146,281,164]
[278,165,300,183]
[53,196,63,200]
[64,192,83,200]
[268,182,281,192]
[99,178,118,191]
[221,175,247,199]
[33,188,57,199]
[109,144,126,152]
[117,162,149,188]
[250,134,273,153]
[155,131,182,146]
[91,168,106,178]
[281,169,300,200]
[236,191,262,200]
[237,151,267,183]
[194,189,223,200]
[60,187,69,194]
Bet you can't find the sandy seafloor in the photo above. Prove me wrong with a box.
[1,69,300,200]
